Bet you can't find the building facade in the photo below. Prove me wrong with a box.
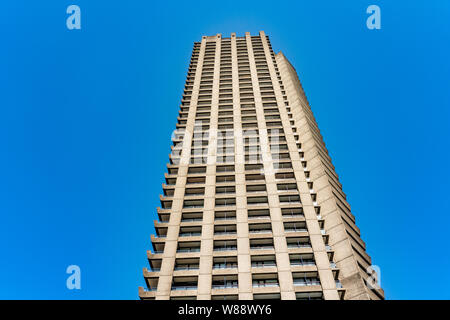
[139,31,385,300]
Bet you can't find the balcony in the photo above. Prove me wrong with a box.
[279,195,301,204]
[252,281,279,288]
[251,261,276,268]
[287,243,311,249]
[287,237,312,249]
[293,279,321,286]
[176,247,200,253]
[214,246,237,252]
[177,242,201,253]
[250,245,274,251]
[215,198,236,207]
[171,285,198,291]
[290,260,315,267]
[284,227,307,233]
[212,283,238,290]
[179,232,201,237]
[174,265,199,271]
[183,200,204,209]
[249,230,272,235]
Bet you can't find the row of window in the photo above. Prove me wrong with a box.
[168,292,322,300]
[150,272,321,292]
[177,208,304,222]
[164,170,311,187]
[171,221,307,238]
[160,253,315,272]
[166,237,314,253]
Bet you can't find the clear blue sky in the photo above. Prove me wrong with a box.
[1,1,449,299]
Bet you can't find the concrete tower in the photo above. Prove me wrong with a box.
[139,32,384,300]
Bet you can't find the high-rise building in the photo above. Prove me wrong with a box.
[139,31,384,300]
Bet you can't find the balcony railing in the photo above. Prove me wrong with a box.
[214,247,237,251]
[176,248,200,253]
[290,261,315,266]
[287,243,311,249]
[174,266,199,271]
[293,279,321,286]
[285,228,307,233]
[215,216,236,221]
[248,216,271,220]
[143,287,157,292]
[181,218,202,222]
[252,282,279,288]
[250,246,274,250]
[251,262,276,268]
[212,283,238,289]
[214,231,237,236]
[171,285,198,291]
[213,264,237,269]
[179,232,202,237]
[249,229,272,234]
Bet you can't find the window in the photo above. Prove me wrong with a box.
[188,166,206,174]
[181,212,203,222]
[214,224,237,235]
[177,241,201,253]
[284,222,307,233]
[277,183,297,191]
[292,272,321,286]
[171,276,198,291]
[248,209,270,219]
[247,196,268,205]
[214,240,237,251]
[216,186,235,194]
[250,238,274,250]
[281,208,303,217]
[249,223,272,234]
[246,184,266,193]
[216,165,235,173]
[251,255,276,268]
[286,237,311,249]
[183,199,204,208]
[174,258,200,271]
[212,295,238,300]
[185,188,205,196]
[290,254,315,266]
[213,256,238,269]
[215,198,236,207]
[216,175,235,183]
[212,275,238,289]
[296,292,323,300]
[179,226,202,237]
[214,211,236,221]
[252,274,279,288]
[279,195,301,204]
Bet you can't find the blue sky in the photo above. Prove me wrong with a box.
[0,1,449,299]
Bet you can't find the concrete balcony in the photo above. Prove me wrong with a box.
[211,287,239,296]
[138,286,156,300]
[293,284,322,293]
